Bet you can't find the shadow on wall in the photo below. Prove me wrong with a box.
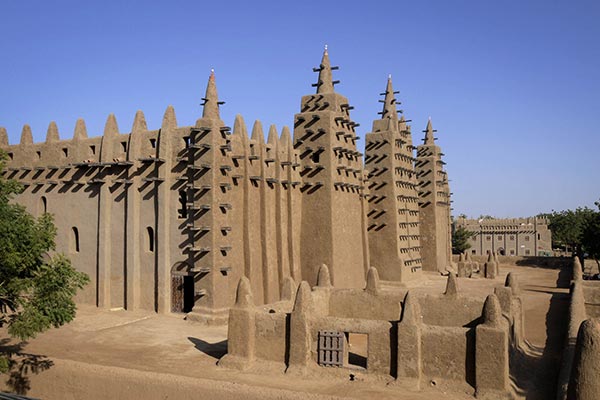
[0,339,54,395]
[187,337,228,361]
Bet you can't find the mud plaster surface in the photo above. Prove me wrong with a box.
[0,263,570,399]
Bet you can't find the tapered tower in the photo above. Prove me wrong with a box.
[365,76,422,281]
[293,47,367,287]
[186,71,236,323]
[415,119,452,273]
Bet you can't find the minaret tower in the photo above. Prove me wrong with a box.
[186,70,235,324]
[364,76,422,282]
[293,47,367,287]
[415,119,452,273]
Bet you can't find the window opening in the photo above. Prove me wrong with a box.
[147,227,155,252]
[40,196,47,214]
[178,190,188,219]
[72,227,80,253]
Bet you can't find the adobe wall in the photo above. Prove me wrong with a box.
[420,325,474,384]
[418,295,483,327]
[222,268,518,398]
[0,106,309,320]
[582,282,600,318]
[327,289,404,321]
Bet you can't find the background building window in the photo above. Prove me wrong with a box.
[525,236,530,242]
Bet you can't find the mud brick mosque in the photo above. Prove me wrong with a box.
[0,48,452,323]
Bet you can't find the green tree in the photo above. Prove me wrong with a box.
[545,207,596,257]
[581,200,600,268]
[0,151,89,372]
[452,226,475,254]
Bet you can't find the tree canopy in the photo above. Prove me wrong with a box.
[542,202,600,265]
[452,225,475,254]
[0,151,89,371]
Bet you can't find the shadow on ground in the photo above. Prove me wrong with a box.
[514,258,571,270]
[0,339,53,395]
[509,266,570,399]
[187,337,227,360]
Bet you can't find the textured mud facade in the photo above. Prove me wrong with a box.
[0,49,451,321]
[557,258,600,400]
[415,120,452,273]
[364,78,423,282]
[221,266,524,399]
[455,217,552,257]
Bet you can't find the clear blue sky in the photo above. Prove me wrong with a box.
[1,1,598,218]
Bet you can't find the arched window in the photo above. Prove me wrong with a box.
[147,227,154,252]
[71,227,80,253]
[39,196,47,215]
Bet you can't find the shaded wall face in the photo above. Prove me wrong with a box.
[416,143,451,273]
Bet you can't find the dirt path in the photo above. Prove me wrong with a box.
[508,264,570,399]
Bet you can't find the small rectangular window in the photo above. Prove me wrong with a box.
[7,152,13,160]
[121,142,127,152]
[525,236,530,242]
[525,249,530,255]
[89,145,96,155]
[486,236,491,241]
[183,137,190,148]
[509,235,515,240]
[497,235,502,240]
[510,250,515,255]
[36,151,41,159]
[62,148,68,157]
[150,138,157,149]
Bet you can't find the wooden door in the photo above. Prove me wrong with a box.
[171,275,184,313]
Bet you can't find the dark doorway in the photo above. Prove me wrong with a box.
[171,275,195,313]
[346,332,368,369]
[183,276,194,312]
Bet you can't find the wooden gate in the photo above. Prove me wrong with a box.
[171,275,184,313]
[317,331,344,367]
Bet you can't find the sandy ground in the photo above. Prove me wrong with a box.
[0,262,570,399]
